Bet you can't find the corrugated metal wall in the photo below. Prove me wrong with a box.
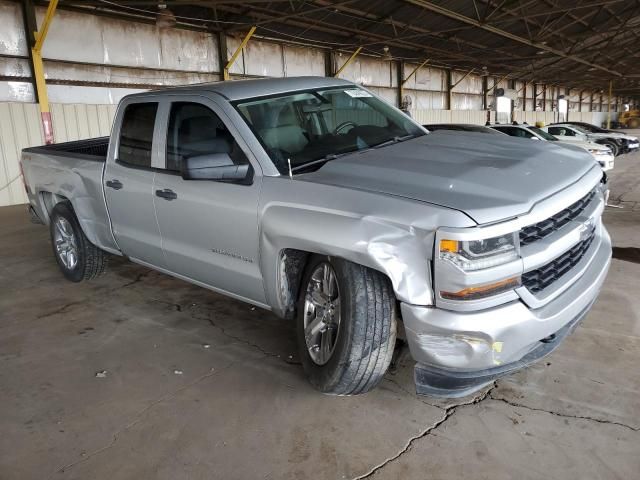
[0,102,117,206]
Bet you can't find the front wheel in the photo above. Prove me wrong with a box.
[600,140,619,156]
[296,255,397,395]
[49,202,108,282]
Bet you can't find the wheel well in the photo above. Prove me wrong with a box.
[277,248,400,322]
[278,248,310,320]
[39,191,70,224]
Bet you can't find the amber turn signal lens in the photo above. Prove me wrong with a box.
[440,239,459,253]
[440,276,521,301]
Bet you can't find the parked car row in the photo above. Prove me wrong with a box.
[424,120,640,172]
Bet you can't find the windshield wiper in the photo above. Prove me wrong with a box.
[372,133,418,149]
[291,150,357,173]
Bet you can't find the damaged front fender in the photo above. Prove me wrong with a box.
[258,177,475,317]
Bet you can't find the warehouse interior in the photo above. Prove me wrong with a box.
[1,0,639,478]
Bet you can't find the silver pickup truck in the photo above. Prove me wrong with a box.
[21,77,611,398]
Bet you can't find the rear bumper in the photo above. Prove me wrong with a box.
[402,227,611,397]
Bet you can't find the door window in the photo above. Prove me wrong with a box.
[166,102,248,172]
[548,127,569,136]
[118,102,158,168]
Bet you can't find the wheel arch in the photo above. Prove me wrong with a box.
[260,205,435,318]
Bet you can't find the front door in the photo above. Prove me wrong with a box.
[104,100,165,267]
[152,97,266,304]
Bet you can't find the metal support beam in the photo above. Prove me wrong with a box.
[446,69,452,110]
[224,26,256,81]
[404,0,623,78]
[325,50,334,77]
[607,80,613,129]
[401,59,429,87]
[450,68,474,91]
[482,75,488,111]
[217,31,228,79]
[334,47,362,77]
[399,59,428,108]
[32,0,58,144]
[21,0,39,104]
[578,90,583,112]
[397,61,405,108]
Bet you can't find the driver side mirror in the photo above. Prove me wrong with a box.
[181,153,252,183]
[530,136,540,140]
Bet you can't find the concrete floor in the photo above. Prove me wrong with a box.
[2,141,639,480]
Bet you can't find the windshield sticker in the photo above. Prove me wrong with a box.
[345,89,373,98]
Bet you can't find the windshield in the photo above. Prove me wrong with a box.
[575,123,601,133]
[529,126,558,141]
[234,87,425,173]
[570,125,589,134]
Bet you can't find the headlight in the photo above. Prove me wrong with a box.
[439,232,519,271]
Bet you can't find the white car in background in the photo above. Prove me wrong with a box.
[490,123,614,171]
[543,123,638,157]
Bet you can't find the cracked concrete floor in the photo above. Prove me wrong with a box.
[2,147,640,480]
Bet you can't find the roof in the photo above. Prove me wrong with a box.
[125,76,354,101]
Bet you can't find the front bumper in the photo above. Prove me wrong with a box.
[596,155,614,171]
[402,227,611,397]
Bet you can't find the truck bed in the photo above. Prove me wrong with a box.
[23,137,110,161]
[21,136,119,254]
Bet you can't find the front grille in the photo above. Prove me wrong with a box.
[519,189,596,246]
[522,229,596,293]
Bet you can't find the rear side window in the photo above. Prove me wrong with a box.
[166,102,248,172]
[118,102,158,168]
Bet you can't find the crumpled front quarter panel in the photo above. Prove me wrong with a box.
[258,176,475,315]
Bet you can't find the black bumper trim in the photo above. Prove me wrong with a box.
[414,301,592,398]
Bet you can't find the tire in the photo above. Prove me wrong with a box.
[599,140,619,156]
[49,202,108,282]
[296,255,397,395]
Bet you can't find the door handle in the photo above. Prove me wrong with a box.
[106,179,123,190]
[155,188,177,201]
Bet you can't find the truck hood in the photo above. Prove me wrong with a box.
[300,130,597,225]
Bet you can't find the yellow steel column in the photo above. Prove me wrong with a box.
[607,79,613,129]
[224,26,256,81]
[334,47,362,77]
[32,0,58,144]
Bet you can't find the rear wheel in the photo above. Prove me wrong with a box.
[49,202,108,282]
[296,255,397,395]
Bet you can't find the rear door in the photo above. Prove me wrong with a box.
[104,99,165,267]
[152,96,266,304]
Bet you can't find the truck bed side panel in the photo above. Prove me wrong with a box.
[21,148,120,253]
